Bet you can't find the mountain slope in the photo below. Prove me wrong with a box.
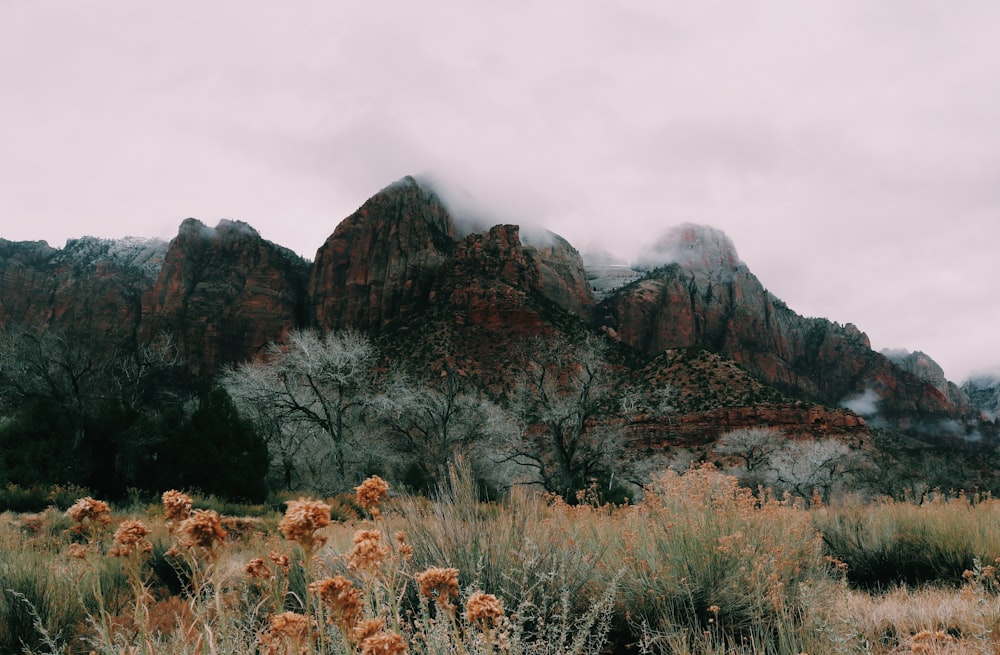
[0,178,983,440]
[595,223,976,432]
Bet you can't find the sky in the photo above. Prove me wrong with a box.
[1,1,998,383]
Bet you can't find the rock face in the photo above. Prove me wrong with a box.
[437,223,594,334]
[521,232,595,317]
[0,178,986,439]
[140,219,309,376]
[596,224,972,427]
[883,349,973,415]
[0,236,167,346]
[309,177,459,333]
[962,375,1000,420]
[308,176,594,333]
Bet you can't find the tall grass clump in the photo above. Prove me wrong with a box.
[815,492,1000,588]
[618,464,837,654]
[0,528,85,653]
[390,463,614,624]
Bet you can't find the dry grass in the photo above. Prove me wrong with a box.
[3,469,1000,654]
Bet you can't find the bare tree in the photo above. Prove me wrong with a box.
[714,427,786,489]
[505,333,625,501]
[771,438,861,502]
[372,369,515,490]
[221,328,377,492]
[0,326,190,490]
[0,325,107,435]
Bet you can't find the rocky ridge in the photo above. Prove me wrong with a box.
[962,375,1000,421]
[140,218,310,376]
[0,176,984,440]
[594,224,976,431]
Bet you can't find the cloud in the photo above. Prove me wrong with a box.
[840,388,881,418]
[0,1,998,382]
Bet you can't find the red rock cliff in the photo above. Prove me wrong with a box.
[598,224,970,425]
[140,218,308,376]
[308,177,594,333]
[308,177,459,333]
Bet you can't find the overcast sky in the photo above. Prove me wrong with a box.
[2,1,998,383]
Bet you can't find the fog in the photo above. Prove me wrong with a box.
[1,1,998,382]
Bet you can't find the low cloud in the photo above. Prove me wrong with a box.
[840,387,881,417]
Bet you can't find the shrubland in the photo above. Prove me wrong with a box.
[3,465,1000,655]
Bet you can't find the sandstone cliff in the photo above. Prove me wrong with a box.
[140,218,309,376]
[596,224,972,428]
[0,236,166,345]
[309,177,459,333]
[308,176,594,334]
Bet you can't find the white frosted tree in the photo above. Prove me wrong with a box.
[222,328,377,492]
[714,426,787,489]
[771,438,860,502]
[372,369,515,491]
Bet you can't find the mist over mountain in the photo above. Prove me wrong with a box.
[0,176,993,443]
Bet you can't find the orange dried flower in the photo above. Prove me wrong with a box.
[246,557,273,580]
[352,618,387,644]
[68,543,89,559]
[308,575,363,629]
[109,519,153,557]
[279,498,331,553]
[66,497,112,534]
[178,509,227,550]
[262,611,314,655]
[348,529,390,573]
[415,567,460,609]
[395,532,414,561]
[162,490,193,523]
[355,476,390,514]
[269,550,291,573]
[359,630,407,655]
[465,591,504,629]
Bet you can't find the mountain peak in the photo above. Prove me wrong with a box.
[637,223,740,273]
[177,218,261,242]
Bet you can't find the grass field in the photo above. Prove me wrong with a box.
[2,465,1000,655]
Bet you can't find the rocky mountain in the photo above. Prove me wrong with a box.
[140,218,310,376]
[309,177,593,335]
[0,235,167,346]
[308,177,458,333]
[0,176,984,440]
[962,374,1000,421]
[594,223,977,432]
